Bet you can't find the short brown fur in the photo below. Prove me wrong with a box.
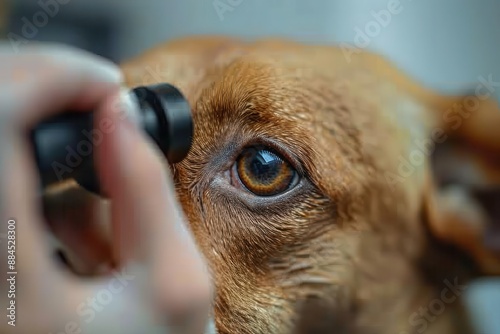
[44,36,500,334]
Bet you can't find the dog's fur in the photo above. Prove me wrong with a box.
[44,36,500,334]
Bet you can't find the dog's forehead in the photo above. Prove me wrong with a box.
[122,40,431,198]
[196,57,307,121]
[190,57,319,159]
[178,57,376,195]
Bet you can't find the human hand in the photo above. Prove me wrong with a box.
[0,43,213,334]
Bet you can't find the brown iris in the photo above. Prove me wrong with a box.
[236,147,296,196]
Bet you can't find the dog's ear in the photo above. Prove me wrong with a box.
[347,51,500,274]
[421,88,500,274]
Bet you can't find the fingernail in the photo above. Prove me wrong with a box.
[115,110,139,160]
[85,59,123,84]
[35,43,124,84]
[108,87,142,127]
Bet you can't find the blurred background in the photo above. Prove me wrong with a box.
[2,0,500,97]
[1,0,499,332]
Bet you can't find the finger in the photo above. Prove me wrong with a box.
[0,42,122,126]
[0,44,123,329]
[0,127,55,275]
[95,91,213,327]
[0,128,71,331]
[42,180,114,276]
[0,43,121,276]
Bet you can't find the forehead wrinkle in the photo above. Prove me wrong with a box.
[204,60,276,124]
[195,59,292,143]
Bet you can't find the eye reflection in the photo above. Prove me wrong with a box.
[232,146,297,196]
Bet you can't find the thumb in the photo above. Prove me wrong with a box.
[95,90,213,327]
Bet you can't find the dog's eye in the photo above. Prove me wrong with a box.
[230,146,298,196]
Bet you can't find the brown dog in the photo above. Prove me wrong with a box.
[44,36,500,334]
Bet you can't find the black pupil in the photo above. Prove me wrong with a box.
[245,149,284,184]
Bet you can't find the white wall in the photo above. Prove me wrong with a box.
[111,0,500,97]
[9,0,500,96]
